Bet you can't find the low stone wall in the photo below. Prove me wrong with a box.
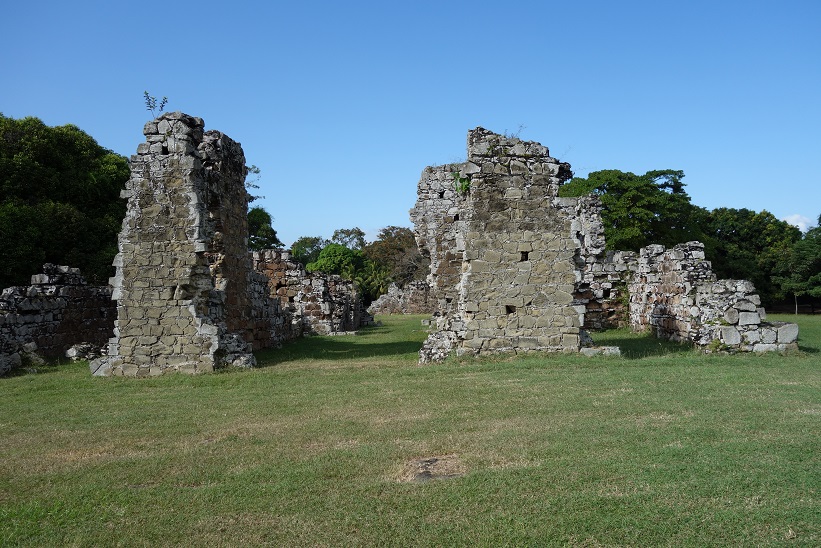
[0,264,115,375]
[629,242,798,352]
[367,281,433,315]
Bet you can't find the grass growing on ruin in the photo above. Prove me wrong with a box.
[1,314,819,546]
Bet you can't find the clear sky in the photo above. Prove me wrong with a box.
[3,0,819,245]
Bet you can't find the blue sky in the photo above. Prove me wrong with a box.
[3,0,819,245]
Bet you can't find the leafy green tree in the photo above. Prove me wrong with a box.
[363,226,428,287]
[775,215,821,312]
[290,236,326,265]
[701,208,801,305]
[0,114,129,287]
[559,169,703,251]
[247,206,283,250]
[306,243,365,279]
[331,227,366,250]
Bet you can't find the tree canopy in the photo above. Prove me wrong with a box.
[331,227,366,250]
[559,169,703,251]
[0,114,129,287]
[701,208,802,304]
[775,215,821,309]
[247,205,283,250]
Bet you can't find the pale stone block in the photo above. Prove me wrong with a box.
[777,323,799,344]
[720,326,741,345]
[738,312,760,325]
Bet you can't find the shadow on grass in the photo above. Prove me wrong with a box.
[255,330,423,367]
[589,332,694,360]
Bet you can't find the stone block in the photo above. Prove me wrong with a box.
[738,311,760,326]
[720,326,741,345]
[776,323,799,344]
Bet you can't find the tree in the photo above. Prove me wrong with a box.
[701,208,802,306]
[0,114,129,287]
[247,206,283,250]
[559,169,703,251]
[775,215,821,313]
[331,227,366,250]
[290,236,326,265]
[306,243,365,279]
[363,226,429,287]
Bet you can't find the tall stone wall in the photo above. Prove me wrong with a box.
[0,265,115,375]
[91,112,256,376]
[629,242,799,351]
[411,128,585,362]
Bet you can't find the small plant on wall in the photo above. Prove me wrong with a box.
[451,171,471,196]
[143,91,168,118]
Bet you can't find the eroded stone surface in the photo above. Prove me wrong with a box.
[411,128,584,362]
[91,112,256,376]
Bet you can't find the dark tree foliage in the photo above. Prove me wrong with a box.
[774,214,821,310]
[247,206,283,250]
[363,226,428,287]
[0,114,129,287]
[559,169,704,251]
[290,236,326,265]
[701,208,802,306]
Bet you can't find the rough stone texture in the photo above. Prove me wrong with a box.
[251,249,372,339]
[0,264,115,375]
[629,242,798,352]
[367,281,433,315]
[411,128,585,362]
[91,112,256,376]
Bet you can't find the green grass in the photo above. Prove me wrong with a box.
[1,314,819,546]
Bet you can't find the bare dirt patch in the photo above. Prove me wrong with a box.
[396,454,466,483]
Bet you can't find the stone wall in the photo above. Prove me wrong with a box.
[0,264,115,375]
[411,128,585,362]
[91,112,256,376]
[251,249,371,338]
[629,242,798,352]
[367,281,433,315]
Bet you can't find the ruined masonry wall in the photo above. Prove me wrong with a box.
[629,242,798,351]
[91,112,255,376]
[251,250,371,338]
[367,281,433,316]
[411,128,583,362]
[0,264,115,375]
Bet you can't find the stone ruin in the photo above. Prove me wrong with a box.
[367,281,433,316]
[628,242,798,352]
[87,112,370,377]
[0,118,799,376]
[251,249,369,341]
[411,128,799,362]
[0,264,116,375]
[411,128,587,362]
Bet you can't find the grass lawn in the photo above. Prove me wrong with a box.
[1,314,819,546]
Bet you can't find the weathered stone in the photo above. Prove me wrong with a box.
[411,128,579,363]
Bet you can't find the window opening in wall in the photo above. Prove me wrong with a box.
[520,251,529,261]
[438,191,445,199]
[505,305,516,314]
[453,214,459,221]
